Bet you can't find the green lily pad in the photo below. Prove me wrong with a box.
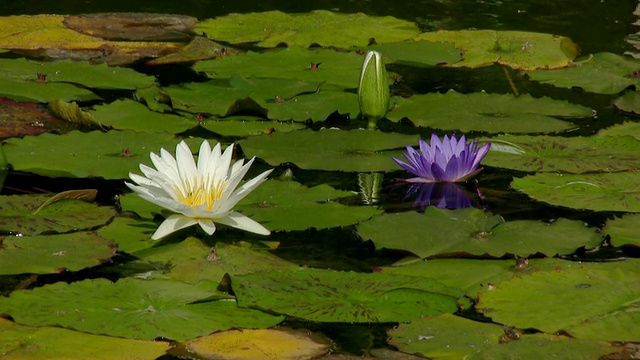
[91,99,196,134]
[200,118,305,136]
[229,268,461,322]
[388,314,504,358]
[512,172,640,212]
[0,278,283,340]
[0,193,116,235]
[238,128,418,172]
[3,130,189,179]
[194,47,365,88]
[474,334,614,360]
[235,179,383,231]
[603,214,640,247]
[416,30,578,70]
[367,40,462,67]
[484,135,640,173]
[357,208,600,258]
[262,90,359,121]
[0,75,99,103]
[0,232,116,275]
[0,318,170,360]
[613,90,640,114]
[387,92,587,133]
[597,121,640,140]
[527,52,640,94]
[132,237,298,283]
[477,260,640,341]
[97,216,157,254]
[382,258,569,299]
[196,10,418,48]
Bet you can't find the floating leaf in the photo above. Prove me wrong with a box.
[386,92,587,133]
[235,179,383,231]
[527,52,640,94]
[229,268,461,322]
[63,13,196,41]
[132,237,298,283]
[147,36,239,65]
[484,135,640,173]
[187,328,331,360]
[0,278,283,340]
[196,10,418,48]
[416,30,578,70]
[0,318,169,360]
[512,172,640,212]
[367,40,462,67]
[3,130,187,179]
[477,260,640,341]
[0,15,181,65]
[263,89,359,121]
[597,121,640,140]
[474,334,614,360]
[0,193,115,235]
[0,98,66,139]
[613,90,640,114]
[0,232,116,275]
[357,208,600,258]
[200,117,305,136]
[194,47,364,88]
[97,216,157,254]
[239,128,418,172]
[603,214,640,247]
[91,99,196,134]
[48,100,100,128]
[388,314,504,358]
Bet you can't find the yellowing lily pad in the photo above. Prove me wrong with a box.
[187,328,331,360]
[416,30,578,70]
[196,10,419,48]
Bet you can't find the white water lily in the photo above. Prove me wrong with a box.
[126,140,272,240]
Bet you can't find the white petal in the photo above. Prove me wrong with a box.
[197,219,217,235]
[127,174,156,187]
[176,141,198,189]
[217,168,273,214]
[197,140,212,171]
[217,211,270,235]
[151,214,197,240]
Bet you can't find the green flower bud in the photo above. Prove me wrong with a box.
[358,51,390,128]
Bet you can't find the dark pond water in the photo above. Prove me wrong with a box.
[1,0,639,358]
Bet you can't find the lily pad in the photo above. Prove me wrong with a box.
[195,10,419,48]
[147,36,238,65]
[91,99,196,134]
[386,92,587,133]
[603,214,640,247]
[474,334,614,360]
[0,318,169,360]
[0,278,283,340]
[0,232,116,275]
[512,172,640,212]
[235,179,383,231]
[484,135,640,173]
[613,90,640,114]
[416,30,578,70]
[228,268,461,322]
[194,47,365,88]
[97,216,157,254]
[597,121,640,140]
[200,118,305,136]
[477,260,640,341]
[0,98,66,139]
[238,128,419,172]
[186,328,331,360]
[3,130,188,179]
[527,52,640,94]
[367,40,462,67]
[131,237,298,283]
[0,193,116,235]
[357,208,600,258]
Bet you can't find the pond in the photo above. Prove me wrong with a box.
[0,0,640,359]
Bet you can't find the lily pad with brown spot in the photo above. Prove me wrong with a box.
[0,97,67,139]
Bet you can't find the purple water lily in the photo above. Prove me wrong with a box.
[393,134,491,183]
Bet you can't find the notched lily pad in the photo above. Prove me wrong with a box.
[416,30,578,70]
[228,268,462,322]
[387,92,587,133]
[196,10,419,48]
[603,214,640,247]
[357,207,600,258]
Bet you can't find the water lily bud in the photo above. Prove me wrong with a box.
[358,51,390,127]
